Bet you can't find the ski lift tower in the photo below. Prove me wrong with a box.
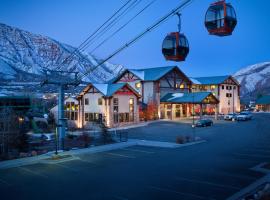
[42,70,79,150]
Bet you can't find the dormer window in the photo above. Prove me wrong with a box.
[135,82,141,89]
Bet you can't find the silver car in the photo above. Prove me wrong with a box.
[236,112,252,121]
[224,113,238,121]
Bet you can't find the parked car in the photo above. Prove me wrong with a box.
[195,119,213,127]
[224,113,238,121]
[236,112,252,121]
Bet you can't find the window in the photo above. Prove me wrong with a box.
[85,98,89,105]
[226,93,232,98]
[113,98,119,112]
[85,113,102,122]
[180,84,185,89]
[135,82,141,89]
[65,101,79,121]
[210,85,216,90]
[129,98,134,121]
[233,86,236,90]
[222,85,224,90]
[175,105,181,118]
[85,113,89,121]
[166,105,172,110]
[113,98,119,122]
[98,98,102,105]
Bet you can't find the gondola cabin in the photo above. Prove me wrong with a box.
[162,32,189,62]
[205,0,237,36]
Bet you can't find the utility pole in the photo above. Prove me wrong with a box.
[42,70,79,151]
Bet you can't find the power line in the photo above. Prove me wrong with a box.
[78,0,142,53]
[51,0,133,71]
[90,0,157,54]
[77,0,194,82]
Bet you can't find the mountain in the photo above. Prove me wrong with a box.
[233,62,270,101]
[0,23,124,95]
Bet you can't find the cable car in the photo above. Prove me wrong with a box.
[162,32,189,61]
[162,13,189,62]
[205,0,237,36]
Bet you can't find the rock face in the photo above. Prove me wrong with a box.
[0,23,124,95]
[233,62,270,101]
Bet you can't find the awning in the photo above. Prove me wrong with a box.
[160,92,219,104]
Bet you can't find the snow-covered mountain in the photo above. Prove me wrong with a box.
[233,62,270,100]
[0,23,124,95]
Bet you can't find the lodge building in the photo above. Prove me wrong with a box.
[51,66,241,128]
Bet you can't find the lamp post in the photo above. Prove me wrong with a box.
[191,88,196,141]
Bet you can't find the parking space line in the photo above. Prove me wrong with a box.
[18,166,48,178]
[148,185,215,200]
[54,163,79,173]
[233,153,270,159]
[0,178,11,186]
[122,148,155,154]
[174,177,241,190]
[106,153,135,159]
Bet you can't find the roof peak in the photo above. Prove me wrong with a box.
[130,65,177,71]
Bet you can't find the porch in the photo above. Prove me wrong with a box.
[160,92,219,120]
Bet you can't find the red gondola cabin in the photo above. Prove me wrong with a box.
[205,0,237,36]
[162,32,189,62]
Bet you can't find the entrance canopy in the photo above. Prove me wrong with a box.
[161,92,219,104]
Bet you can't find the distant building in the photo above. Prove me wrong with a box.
[256,95,270,112]
[191,76,241,114]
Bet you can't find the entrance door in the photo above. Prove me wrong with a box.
[175,104,181,118]
[166,104,172,119]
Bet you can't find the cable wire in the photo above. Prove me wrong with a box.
[77,0,194,82]
[90,0,157,54]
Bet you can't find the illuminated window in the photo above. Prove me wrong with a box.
[135,82,141,89]
[210,85,216,90]
[175,83,178,88]
[180,84,185,89]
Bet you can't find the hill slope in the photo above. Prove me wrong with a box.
[0,23,124,95]
[233,62,270,101]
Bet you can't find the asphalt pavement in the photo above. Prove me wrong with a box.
[0,113,270,200]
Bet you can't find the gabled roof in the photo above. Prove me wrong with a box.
[129,66,176,81]
[256,95,270,105]
[191,75,240,85]
[79,83,140,98]
[190,76,230,85]
[112,66,191,83]
[160,92,219,104]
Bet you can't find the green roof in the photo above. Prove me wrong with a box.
[161,92,218,104]
[190,76,230,85]
[256,95,270,105]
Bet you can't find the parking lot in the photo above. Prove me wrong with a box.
[0,113,270,200]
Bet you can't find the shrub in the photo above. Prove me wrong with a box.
[176,136,185,144]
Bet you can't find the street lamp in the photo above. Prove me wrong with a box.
[191,88,196,141]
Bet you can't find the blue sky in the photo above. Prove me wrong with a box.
[0,0,269,77]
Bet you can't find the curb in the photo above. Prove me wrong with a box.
[227,163,270,200]
[131,139,206,148]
